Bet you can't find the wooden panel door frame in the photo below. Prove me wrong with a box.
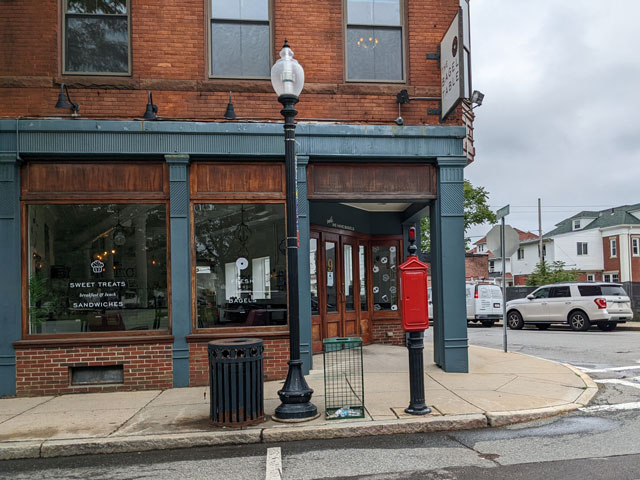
[322,232,342,339]
[340,235,359,337]
[357,239,373,344]
[310,231,323,353]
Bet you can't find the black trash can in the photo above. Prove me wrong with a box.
[208,338,265,426]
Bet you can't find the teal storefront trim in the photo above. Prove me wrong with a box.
[0,119,469,395]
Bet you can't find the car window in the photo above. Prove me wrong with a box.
[532,288,550,299]
[478,286,491,299]
[578,285,601,296]
[601,285,627,296]
[550,286,571,298]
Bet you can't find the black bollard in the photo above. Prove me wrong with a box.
[405,330,431,415]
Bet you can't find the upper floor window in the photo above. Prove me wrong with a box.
[64,0,131,75]
[610,238,617,257]
[573,219,581,230]
[346,0,404,82]
[577,242,588,256]
[209,0,271,78]
[632,237,639,256]
[516,248,524,260]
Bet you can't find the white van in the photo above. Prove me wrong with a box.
[428,282,503,327]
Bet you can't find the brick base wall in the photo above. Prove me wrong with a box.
[372,320,405,346]
[15,342,173,396]
[189,337,290,386]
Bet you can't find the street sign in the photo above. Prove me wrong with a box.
[485,224,519,259]
[496,204,510,221]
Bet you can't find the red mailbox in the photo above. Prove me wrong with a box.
[399,257,429,331]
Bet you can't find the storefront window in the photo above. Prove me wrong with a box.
[371,245,398,311]
[310,238,319,315]
[27,204,168,334]
[194,204,287,328]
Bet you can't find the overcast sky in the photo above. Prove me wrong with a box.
[465,0,640,244]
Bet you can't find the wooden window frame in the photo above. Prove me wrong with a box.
[206,0,274,80]
[343,0,406,83]
[62,0,132,76]
[20,162,171,342]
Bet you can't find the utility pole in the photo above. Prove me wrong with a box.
[538,198,544,262]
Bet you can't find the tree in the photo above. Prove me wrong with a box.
[420,180,497,251]
[524,260,579,286]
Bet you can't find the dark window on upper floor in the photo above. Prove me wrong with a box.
[577,242,588,256]
[345,0,404,82]
[64,0,131,75]
[209,0,271,78]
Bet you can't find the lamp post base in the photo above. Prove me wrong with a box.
[405,331,431,416]
[274,360,318,420]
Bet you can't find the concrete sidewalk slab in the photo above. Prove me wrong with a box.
[0,344,599,460]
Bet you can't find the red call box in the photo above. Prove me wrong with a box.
[399,257,429,331]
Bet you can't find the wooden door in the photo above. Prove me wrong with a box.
[322,232,342,339]
[341,236,358,336]
[310,232,323,353]
[357,240,373,343]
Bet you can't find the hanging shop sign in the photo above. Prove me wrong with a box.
[440,4,471,121]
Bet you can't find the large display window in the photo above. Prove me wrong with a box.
[194,203,288,328]
[26,204,169,334]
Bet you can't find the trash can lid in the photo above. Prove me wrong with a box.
[322,336,362,345]
[208,338,263,347]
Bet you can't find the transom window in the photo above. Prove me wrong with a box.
[64,0,130,74]
[209,0,271,78]
[577,242,588,256]
[346,0,404,82]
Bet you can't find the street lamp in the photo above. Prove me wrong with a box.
[270,40,317,420]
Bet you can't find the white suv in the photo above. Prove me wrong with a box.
[506,282,633,332]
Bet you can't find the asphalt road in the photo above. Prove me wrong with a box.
[2,326,640,479]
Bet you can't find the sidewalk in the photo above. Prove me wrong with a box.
[0,344,597,460]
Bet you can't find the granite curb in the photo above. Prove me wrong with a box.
[0,403,591,461]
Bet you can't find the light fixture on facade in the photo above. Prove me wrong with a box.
[143,92,158,120]
[224,91,236,120]
[270,40,317,421]
[55,83,79,116]
[471,90,485,107]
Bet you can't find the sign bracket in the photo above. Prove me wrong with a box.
[426,45,441,69]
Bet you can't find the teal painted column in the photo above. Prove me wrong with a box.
[166,154,191,387]
[0,153,21,396]
[430,157,468,372]
[296,155,312,373]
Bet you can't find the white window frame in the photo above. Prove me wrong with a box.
[577,242,588,256]
[573,219,581,230]
[344,0,406,83]
[517,248,524,260]
[633,237,640,256]
[62,0,132,76]
[610,237,618,258]
[603,272,619,283]
[586,273,595,282]
[207,0,273,79]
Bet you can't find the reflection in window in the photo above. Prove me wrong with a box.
[346,0,403,81]
[359,245,368,311]
[194,204,287,328]
[371,245,398,311]
[344,244,354,312]
[210,0,270,77]
[325,242,338,313]
[310,238,319,315]
[65,0,130,74]
[27,204,168,334]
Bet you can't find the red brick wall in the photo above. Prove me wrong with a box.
[603,235,620,274]
[15,343,173,397]
[189,337,290,386]
[632,236,640,281]
[371,320,404,346]
[465,254,489,281]
[0,0,464,126]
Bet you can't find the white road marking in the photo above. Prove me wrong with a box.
[576,365,640,373]
[580,402,640,413]
[594,379,640,389]
[266,447,283,480]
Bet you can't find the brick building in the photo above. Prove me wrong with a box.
[0,0,476,396]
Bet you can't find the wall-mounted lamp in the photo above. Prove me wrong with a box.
[224,91,236,120]
[471,90,485,108]
[55,83,79,116]
[395,89,441,125]
[143,92,158,120]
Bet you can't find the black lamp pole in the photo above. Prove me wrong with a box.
[274,93,317,420]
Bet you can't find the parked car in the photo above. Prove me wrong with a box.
[428,282,503,327]
[506,282,633,331]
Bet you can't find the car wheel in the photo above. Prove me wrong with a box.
[536,324,550,330]
[597,322,617,331]
[507,311,524,330]
[481,321,495,328]
[569,311,591,332]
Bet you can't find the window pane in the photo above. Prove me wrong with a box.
[194,204,287,328]
[310,238,319,315]
[373,0,400,25]
[66,16,128,73]
[347,27,402,80]
[371,245,398,311]
[344,244,354,312]
[325,242,338,313]
[211,22,270,77]
[212,0,268,20]
[68,0,126,14]
[359,245,367,311]
[348,0,373,24]
[27,204,168,334]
